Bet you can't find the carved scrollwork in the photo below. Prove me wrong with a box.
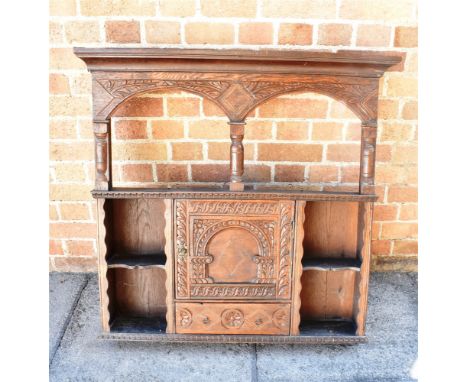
[190,285,276,298]
[188,201,279,215]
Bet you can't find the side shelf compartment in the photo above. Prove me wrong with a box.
[97,198,174,334]
[298,201,372,336]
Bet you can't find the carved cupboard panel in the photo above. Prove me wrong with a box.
[174,200,295,300]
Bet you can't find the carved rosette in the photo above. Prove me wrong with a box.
[272,309,289,329]
[178,308,192,328]
[175,200,188,297]
[221,309,244,329]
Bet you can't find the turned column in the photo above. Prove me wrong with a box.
[229,122,245,191]
[93,121,111,190]
[359,120,377,194]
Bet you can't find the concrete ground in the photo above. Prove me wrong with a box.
[50,272,417,382]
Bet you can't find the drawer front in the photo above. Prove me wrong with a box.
[174,199,295,301]
[175,303,290,335]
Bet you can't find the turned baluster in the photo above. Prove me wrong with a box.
[359,120,377,194]
[229,122,245,191]
[93,121,111,190]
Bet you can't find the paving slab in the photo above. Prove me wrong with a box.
[49,272,417,381]
[49,272,89,362]
[256,272,418,382]
[49,275,254,382]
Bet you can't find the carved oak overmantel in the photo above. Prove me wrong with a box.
[74,48,401,192]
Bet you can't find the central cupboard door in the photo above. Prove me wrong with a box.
[174,199,295,300]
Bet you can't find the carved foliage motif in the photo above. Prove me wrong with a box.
[175,200,188,297]
[96,77,378,122]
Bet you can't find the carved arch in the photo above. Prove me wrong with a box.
[94,77,379,123]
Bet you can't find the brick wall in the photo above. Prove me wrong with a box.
[49,0,418,272]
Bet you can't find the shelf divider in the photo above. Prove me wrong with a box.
[107,253,166,269]
[302,257,361,271]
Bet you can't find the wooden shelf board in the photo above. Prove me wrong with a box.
[299,319,357,336]
[302,257,361,271]
[107,254,166,269]
[93,187,377,202]
[110,316,167,334]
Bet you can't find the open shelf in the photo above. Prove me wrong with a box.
[302,257,361,271]
[299,319,357,337]
[107,253,166,269]
[110,315,167,334]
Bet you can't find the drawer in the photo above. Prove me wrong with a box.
[175,302,290,335]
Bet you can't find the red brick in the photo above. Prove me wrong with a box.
[263,0,335,18]
[189,120,229,139]
[374,205,398,221]
[394,26,418,47]
[275,165,305,182]
[258,143,322,162]
[371,240,392,255]
[318,24,353,46]
[308,165,339,183]
[186,23,234,45]
[115,120,148,139]
[375,165,405,184]
[378,99,400,120]
[239,23,273,45]
[50,204,59,220]
[65,21,100,43]
[49,21,63,44]
[191,164,230,182]
[160,0,196,16]
[392,145,417,164]
[386,76,418,97]
[50,48,87,70]
[54,257,98,272]
[245,121,273,140]
[50,223,96,239]
[156,164,189,182]
[244,165,272,182]
[105,21,141,43]
[113,97,163,117]
[121,164,154,182]
[258,99,328,118]
[312,122,344,141]
[327,144,360,162]
[393,240,418,254]
[399,204,418,220]
[49,74,70,94]
[329,100,359,119]
[201,0,256,17]
[402,101,418,120]
[340,165,360,183]
[145,21,181,44]
[345,123,361,141]
[49,95,91,117]
[167,98,200,117]
[203,99,225,116]
[80,0,156,16]
[279,23,312,45]
[380,122,413,142]
[50,240,64,255]
[376,144,392,162]
[152,120,185,139]
[50,120,76,139]
[60,203,90,220]
[50,143,93,161]
[381,223,417,239]
[113,143,167,160]
[276,122,309,140]
[50,184,93,201]
[356,24,391,47]
[387,186,418,202]
[50,0,76,16]
[339,0,414,22]
[66,240,96,256]
[172,142,203,160]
